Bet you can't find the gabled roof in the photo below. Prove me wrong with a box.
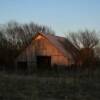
[33,32,79,60]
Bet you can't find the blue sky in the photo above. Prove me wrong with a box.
[0,0,100,35]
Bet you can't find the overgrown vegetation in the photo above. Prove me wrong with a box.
[66,29,100,65]
[0,64,100,100]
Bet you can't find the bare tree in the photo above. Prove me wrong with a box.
[66,29,99,65]
[67,29,99,50]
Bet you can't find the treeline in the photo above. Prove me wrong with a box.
[0,21,100,67]
[66,29,100,66]
[0,21,55,65]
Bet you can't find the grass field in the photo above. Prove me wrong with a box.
[0,66,100,100]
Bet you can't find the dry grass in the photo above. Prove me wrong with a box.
[0,65,100,100]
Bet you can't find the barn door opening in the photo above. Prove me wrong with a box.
[36,56,51,69]
[17,61,28,73]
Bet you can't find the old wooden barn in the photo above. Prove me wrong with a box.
[15,32,79,70]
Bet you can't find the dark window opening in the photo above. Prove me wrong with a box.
[37,56,51,69]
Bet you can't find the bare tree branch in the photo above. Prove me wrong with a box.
[66,29,99,50]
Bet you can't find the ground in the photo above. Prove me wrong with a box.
[0,66,100,100]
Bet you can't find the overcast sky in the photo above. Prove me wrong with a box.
[0,0,100,36]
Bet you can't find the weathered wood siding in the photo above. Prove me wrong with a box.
[15,42,36,67]
[34,35,70,66]
[15,34,71,66]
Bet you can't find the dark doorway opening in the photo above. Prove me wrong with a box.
[17,61,28,73]
[37,56,51,69]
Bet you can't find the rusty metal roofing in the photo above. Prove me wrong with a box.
[38,32,79,60]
